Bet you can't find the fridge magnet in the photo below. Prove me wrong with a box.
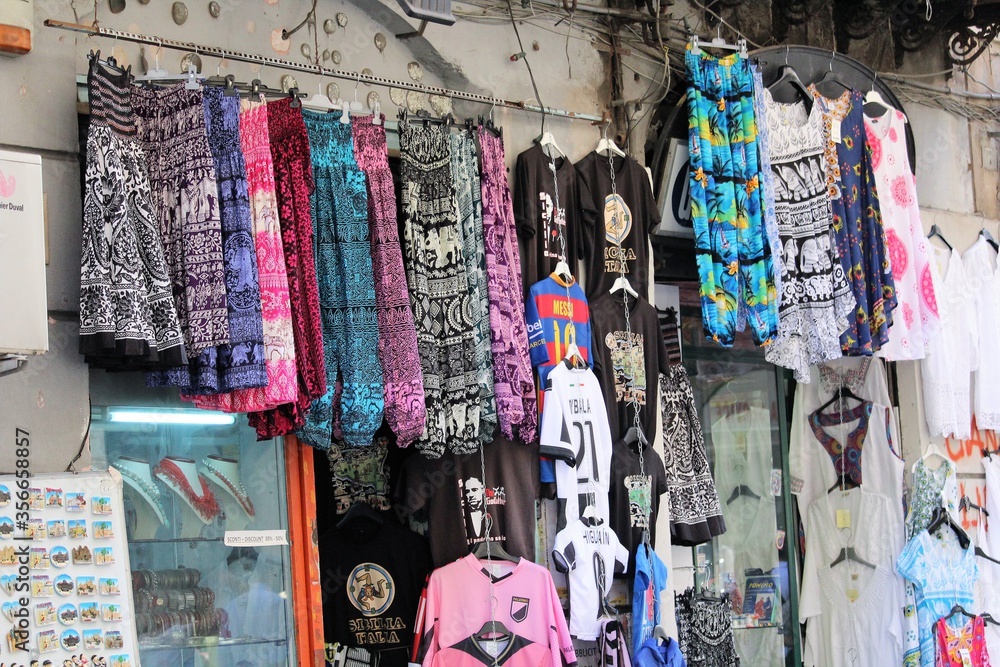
[104,630,123,649]
[0,574,14,594]
[58,603,77,625]
[93,522,114,540]
[34,601,56,625]
[50,546,69,568]
[101,603,122,622]
[99,578,119,596]
[65,494,86,512]
[71,546,92,565]
[60,628,81,651]
[94,548,113,566]
[30,547,50,569]
[83,629,102,650]
[0,517,13,539]
[31,575,53,596]
[0,485,11,506]
[76,577,96,596]
[78,602,98,622]
[54,575,73,596]
[45,489,63,509]
[37,628,57,652]
[0,548,16,566]
[28,488,44,511]
[2,601,16,621]
[91,498,112,516]
[67,520,87,539]
[25,519,46,540]
[47,520,66,539]
[110,655,131,667]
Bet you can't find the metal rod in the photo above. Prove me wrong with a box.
[45,19,607,122]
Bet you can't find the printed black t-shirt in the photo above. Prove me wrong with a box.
[318,516,433,667]
[395,437,540,568]
[589,292,669,446]
[574,151,660,298]
[608,438,668,576]
[514,144,597,297]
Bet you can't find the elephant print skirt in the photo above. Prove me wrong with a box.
[761,88,856,382]
[684,47,779,349]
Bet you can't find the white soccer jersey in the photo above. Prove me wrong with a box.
[540,363,614,528]
[553,518,629,640]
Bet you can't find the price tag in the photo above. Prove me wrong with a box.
[846,588,859,603]
[832,121,842,144]
[836,509,851,529]
[960,648,973,667]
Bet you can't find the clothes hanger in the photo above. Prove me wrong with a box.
[959,495,990,518]
[336,501,384,530]
[976,545,1000,567]
[920,440,948,465]
[827,472,859,494]
[597,119,626,158]
[623,425,648,450]
[135,40,170,80]
[478,98,502,139]
[979,215,999,251]
[534,116,564,159]
[473,619,511,643]
[983,613,1000,627]
[830,546,876,570]
[471,538,519,564]
[184,62,202,91]
[947,604,976,621]
[688,28,748,57]
[562,342,586,370]
[927,505,971,550]
[726,483,761,505]
[609,276,638,298]
[304,68,338,111]
[350,72,364,113]
[927,224,953,251]
[767,46,812,113]
[863,72,898,120]
[812,50,851,97]
[815,385,862,416]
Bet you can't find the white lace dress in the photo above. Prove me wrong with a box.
[763,92,856,382]
[963,237,1000,430]
[920,245,976,440]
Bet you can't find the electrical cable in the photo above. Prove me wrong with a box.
[506,0,549,132]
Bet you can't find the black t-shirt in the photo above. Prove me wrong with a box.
[608,439,668,576]
[589,292,669,446]
[574,152,660,298]
[514,144,597,297]
[395,437,540,568]
[318,517,433,667]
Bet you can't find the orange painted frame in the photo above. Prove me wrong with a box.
[285,435,325,667]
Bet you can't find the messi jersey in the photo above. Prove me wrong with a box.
[525,274,591,389]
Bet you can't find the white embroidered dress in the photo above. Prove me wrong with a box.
[963,237,1000,430]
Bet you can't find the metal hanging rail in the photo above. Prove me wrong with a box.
[45,19,607,122]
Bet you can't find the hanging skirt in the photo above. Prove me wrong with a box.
[685,47,778,348]
[296,109,384,449]
[79,60,185,368]
[191,97,299,413]
[352,115,426,447]
[248,98,327,439]
[450,131,498,447]
[478,127,536,443]
[399,123,479,458]
[181,87,267,393]
[132,83,230,389]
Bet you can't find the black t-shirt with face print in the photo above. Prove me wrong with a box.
[574,152,660,298]
[514,144,597,298]
[395,437,540,568]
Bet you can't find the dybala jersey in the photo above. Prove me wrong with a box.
[419,554,576,667]
[539,362,614,529]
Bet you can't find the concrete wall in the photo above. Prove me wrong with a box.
[0,0,660,474]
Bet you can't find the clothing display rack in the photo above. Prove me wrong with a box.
[44,19,605,122]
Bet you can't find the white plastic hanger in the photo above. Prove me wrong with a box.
[864,72,903,121]
[372,100,382,126]
[136,41,170,80]
[350,73,364,113]
[538,131,564,159]
[553,260,572,283]
[597,120,626,158]
[184,63,202,90]
[920,441,948,466]
[339,100,351,124]
[564,342,585,369]
[304,74,337,111]
[610,276,638,298]
[689,28,748,57]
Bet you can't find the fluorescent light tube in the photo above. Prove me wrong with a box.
[106,409,236,426]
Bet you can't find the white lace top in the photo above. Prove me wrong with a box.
[763,92,856,382]
[865,109,941,361]
[964,237,1000,430]
[920,245,976,439]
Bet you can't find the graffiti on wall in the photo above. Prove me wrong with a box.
[941,417,993,531]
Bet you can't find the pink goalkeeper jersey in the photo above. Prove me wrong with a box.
[421,555,576,667]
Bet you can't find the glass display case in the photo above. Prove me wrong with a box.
[88,370,297,667]
[678,294,801,666]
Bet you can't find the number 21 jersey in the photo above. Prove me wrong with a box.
[540,362,614,528]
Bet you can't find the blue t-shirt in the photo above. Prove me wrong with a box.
[632,543,669,657]
[633,637,687,667]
